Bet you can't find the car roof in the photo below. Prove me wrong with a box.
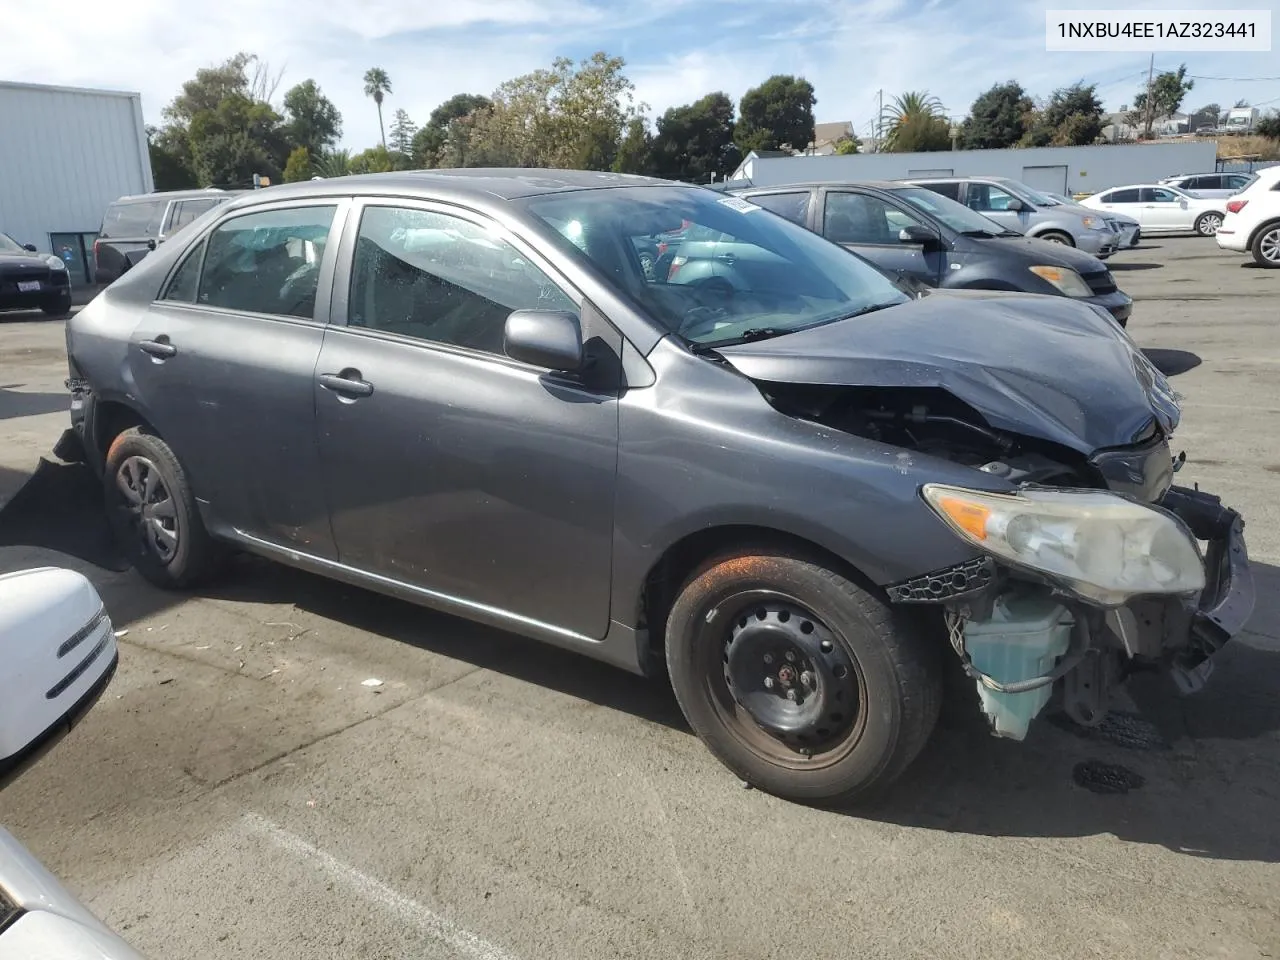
[110,188,246,205]
[221,169,676,207]
[735,180,919,193]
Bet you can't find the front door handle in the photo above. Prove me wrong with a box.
[318,372,374,398]
[139,338,176,359]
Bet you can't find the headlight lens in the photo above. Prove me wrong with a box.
[1028,264,1092,297]
[921,484,1205,606]
[45,255,67,271]
[1082,216,1107,231]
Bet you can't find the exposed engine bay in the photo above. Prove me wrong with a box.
[753,380,1252,741]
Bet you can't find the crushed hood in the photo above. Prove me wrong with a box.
[717,294,1180,454]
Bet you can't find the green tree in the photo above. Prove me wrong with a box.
[363,67,393,149]
[1127,64,1193,138]
[881,91,951,152]
[960,81,1034,149]
[735,75,816,154]
[146,125,198,189]
[389,109,417,156]
[348,145,396,174]
[612,117,653,173]
[650,92,740,182]
[412,94,491,167]
[467,52,641,170]
[1258,112,1280,140]
[282,79,342,156]
[1022,83,1104,146]
[833,135,860,155]
[283,146,313,182]
[313,148,351,178]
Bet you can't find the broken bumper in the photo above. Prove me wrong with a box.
[1160,485,1255,691]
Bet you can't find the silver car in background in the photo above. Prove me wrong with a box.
[1045,192,1141,248]
[905,176,1118,257]
[1159,172,1257,200]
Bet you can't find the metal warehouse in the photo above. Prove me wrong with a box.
[731,141,1219,196]
[0,81,153,289]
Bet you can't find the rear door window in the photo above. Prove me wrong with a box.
[197,205,338,319]
[747,192,811,226]
[101,200,166,238]
[1105,188,1140,204]
[921,181,961,201]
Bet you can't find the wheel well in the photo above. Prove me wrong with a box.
[1033,229,1074,244]
[637,525,879,667]
[1248,217,1280,247]
[93,400,152,461]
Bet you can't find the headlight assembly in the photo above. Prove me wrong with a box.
[1028,264,1092,297]
[45,255,68,271]
[921,484,1205,606]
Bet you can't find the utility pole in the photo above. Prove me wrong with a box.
[877,88,883,152]
[1143,53,1155,139]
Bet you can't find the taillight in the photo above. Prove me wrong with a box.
[667,255,687,280]
[1226,199,1248,214]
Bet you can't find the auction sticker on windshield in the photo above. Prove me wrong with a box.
[718,196,762,214]
[1046,9,1271,50]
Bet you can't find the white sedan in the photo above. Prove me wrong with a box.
[1216,164,1280,268]
[1080,184,1227,236]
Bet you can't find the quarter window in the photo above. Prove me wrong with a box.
[749,192,811,226]
[824,193,917,244]
[162,239,205,302]
[347,205,574,356]
[197,205,336,319]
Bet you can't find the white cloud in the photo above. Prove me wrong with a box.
[1,0,1275,154]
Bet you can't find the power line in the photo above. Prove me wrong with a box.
[1186,74,1280,82]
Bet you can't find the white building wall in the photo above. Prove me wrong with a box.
[735,141,1219,195]
[0,81,153,256]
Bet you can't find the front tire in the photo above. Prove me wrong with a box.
[104,427,221,588]
[1251,223,1280,268]
[664,548,941,805]
[1037,230,1074,246]
[1195,212,1223,237]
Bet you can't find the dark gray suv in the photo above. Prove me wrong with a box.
[60,171,1252,805]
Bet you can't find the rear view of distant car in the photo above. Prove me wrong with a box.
[93,189,241,285]
[1215,165,1280,267]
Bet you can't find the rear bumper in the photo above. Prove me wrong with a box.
[0,285,71,311]
[1215,227,1248,252]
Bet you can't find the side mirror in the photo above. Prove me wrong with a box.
[899,224,940,247]
[22,243,37,253]
[1004,198,1025,212]
[0,567,118,791]
[503,310,583,372]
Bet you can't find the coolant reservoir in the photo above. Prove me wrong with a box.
[963,595,1072,740]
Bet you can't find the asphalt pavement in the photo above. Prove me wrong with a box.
[1,237,1277,960]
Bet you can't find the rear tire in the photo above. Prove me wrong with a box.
[1195,212,1223,237]
[664,548,941,806]
[1251,223,1280,268]
[104,427,222,588]
[1037,230,1074,246]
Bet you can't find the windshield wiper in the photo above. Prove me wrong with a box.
[694,327,789,351]
[958,229,1003,238]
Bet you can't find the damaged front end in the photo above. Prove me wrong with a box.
[889,483,1253,739]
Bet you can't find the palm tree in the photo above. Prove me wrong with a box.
[313,148,351,179]
[363,67,393,149]
[879,91,950,152]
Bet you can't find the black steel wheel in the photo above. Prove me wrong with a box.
[665,548,941,805]
[104,427,222,588]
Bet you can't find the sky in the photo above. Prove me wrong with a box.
[2,0,1278,151]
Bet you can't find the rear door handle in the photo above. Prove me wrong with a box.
[318,372,374,398]
[139,338,176,359]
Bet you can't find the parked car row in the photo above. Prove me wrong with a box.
[61,169,1252,806]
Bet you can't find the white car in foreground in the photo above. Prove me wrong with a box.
[1215,165,1280,268]
[1080,183,1227,237]
[0,567,142,959]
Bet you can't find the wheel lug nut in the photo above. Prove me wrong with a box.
[764,677,775,689]
[786,689,798,702]
[800,671,814,687]
[785,651,796,663]
[763,653,774,665]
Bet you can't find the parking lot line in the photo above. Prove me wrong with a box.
[242,813,520,960]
